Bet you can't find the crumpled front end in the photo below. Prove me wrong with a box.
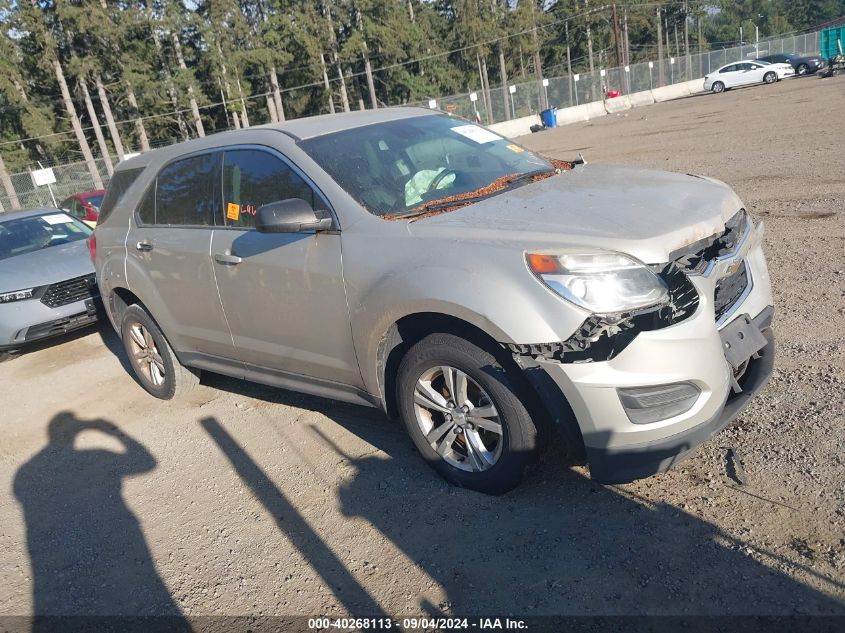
[511,210,775,483]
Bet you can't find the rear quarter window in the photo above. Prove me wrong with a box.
[98,167,145,223]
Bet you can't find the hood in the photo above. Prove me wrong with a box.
[407,164,744,264]
[0,239,94,292]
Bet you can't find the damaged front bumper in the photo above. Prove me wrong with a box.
[513,216,775,483]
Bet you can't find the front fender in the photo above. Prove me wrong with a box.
[347,261,588,398]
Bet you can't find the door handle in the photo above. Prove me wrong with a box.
[214,253,243,266]
[136,241,153,252]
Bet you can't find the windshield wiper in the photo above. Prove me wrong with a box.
[506,168,557,186]
[386,192,493,220]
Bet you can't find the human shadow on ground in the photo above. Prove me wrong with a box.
[13,412,190,632]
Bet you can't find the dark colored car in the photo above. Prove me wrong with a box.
[60,190,106,224]
[756,52,826,75]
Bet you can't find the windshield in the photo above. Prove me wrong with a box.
[299,114,555,217]
[0,212,92,262]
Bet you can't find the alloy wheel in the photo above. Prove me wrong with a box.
[413,365,503,472]
[127,323,166,387]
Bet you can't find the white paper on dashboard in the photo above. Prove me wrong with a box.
[42,214,73,225]
[450,124,502,144]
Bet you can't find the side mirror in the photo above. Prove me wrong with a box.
[255,198,333,234]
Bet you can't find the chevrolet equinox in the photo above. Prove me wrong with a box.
[91,108,774,494]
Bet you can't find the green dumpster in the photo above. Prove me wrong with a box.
[821,26,845,58]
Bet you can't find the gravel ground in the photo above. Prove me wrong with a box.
[1,76,843,621]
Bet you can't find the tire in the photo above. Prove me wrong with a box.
[712,81,725,94]
[764,71,777,84]
[0,350,13,363]
[120,304,199,399]
[396,333,540,495]
[797,63,809,76]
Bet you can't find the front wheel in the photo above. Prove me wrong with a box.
[0,350,13,363]
[396,333,541,495]
[711,81,725,93]
[120,304,199,399]
[797,63,809,76]
[764,71,777,84]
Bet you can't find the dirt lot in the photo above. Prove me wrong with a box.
[1,77,844,622]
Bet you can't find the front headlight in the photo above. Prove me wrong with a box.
[526,252,669,314]
[0,288,35,303]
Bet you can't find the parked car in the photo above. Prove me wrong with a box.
[93,109,774,494]
[0,209,99,361]
[60,190,106,226]
[756,52,826,75]
[704,60,794,93]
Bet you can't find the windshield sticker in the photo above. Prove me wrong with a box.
[506,144,525,153]
[450,124,502,144]
[226,202,241,222]
[41,214,72,225]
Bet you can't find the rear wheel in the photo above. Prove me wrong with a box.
[0,350,13,363]
[712,81,725,93]
[396,333,541,495]
[764,71,777,84]
[120,304,199,399]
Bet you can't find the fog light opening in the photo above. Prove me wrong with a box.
[617,382,701,425]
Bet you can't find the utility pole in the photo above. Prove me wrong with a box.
[585,0,595,76]
[612,3,623,68]
[565,20,573,105]
[623,7,630,67]
[527,0,547,110]
[683,0,690,76]
[657,7,664,86]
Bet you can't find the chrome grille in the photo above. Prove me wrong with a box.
[40,274,97,308]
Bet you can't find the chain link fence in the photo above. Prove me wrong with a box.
[0,31,822,213]
[415,31,821,124]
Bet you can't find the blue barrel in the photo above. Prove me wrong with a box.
[540,108,557,128]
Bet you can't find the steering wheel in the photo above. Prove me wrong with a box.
[426,169,458,193]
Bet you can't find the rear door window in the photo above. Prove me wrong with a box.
[220,149,325,229]
[153,153,219,226]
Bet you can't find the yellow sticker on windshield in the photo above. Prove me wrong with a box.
[506,144,525,153]
[226,202,241,221]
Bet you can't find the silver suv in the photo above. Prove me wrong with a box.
[92,109,774,494]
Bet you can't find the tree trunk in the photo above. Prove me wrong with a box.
[320,53,335,114]
[236,76,249,127]
[498,43,510,120]
[323,1,350,112]
[480,55,493,124]
[95,74,125,161]
[55,60,102,189]
[152,27,190,140]
[171,32,205,137]
[266,94,278,122]
[337,64,350,112]
[125,83,150,152]
[0,152,20,210]
[407,0,414,22]
[269,65,285,121]
[80,79,114,176]
[364,53,377,109]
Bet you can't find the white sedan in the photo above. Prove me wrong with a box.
[704,60,795,93]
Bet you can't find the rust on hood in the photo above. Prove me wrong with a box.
[385,158,574,221]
